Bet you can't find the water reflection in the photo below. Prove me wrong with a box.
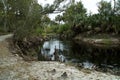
[40,39,66,61]
[38,38,120,74]
[42,39,64,55]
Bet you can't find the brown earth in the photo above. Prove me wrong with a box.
[0,34,120,80]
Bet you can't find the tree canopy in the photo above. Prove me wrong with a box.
[0,0,120,39]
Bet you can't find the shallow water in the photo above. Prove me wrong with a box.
[38,38,120,74]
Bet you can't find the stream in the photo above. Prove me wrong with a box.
[38,38,120,75]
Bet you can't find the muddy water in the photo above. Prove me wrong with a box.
[38,38,120,75]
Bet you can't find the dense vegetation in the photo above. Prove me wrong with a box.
[55,0,120,37]
[0,0,64,56]
[0,0,120,40]
[0,0,65,40]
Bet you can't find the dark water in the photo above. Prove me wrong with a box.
[38,38,120,74]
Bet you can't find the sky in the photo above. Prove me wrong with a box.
[38,0,113,20]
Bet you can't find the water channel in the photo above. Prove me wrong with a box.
[38,38,120,75]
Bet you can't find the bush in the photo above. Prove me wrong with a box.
[57,24,70,34]
[35,27,44,35]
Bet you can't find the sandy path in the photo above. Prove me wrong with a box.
[0,34,13,42]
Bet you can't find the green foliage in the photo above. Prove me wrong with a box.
[58,1,87,35]
[48,25,59,33]
[54,0,120,36]
[63,1,86,25]
[57,24,70,34]
[55,15,63,23]
[0,0,66,40]
[35,27,44,35]
[0,0,120,40]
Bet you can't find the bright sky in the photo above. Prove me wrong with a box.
[38,0,113,20]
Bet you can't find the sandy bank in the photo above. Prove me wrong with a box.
[0,35,120,80]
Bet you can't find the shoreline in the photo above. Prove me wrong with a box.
[0,36,120,80]
[0,37,120,80]
[74,34,120,47]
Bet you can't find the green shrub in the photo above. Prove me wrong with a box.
[35,27,44,35]
[57,24,70,34]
